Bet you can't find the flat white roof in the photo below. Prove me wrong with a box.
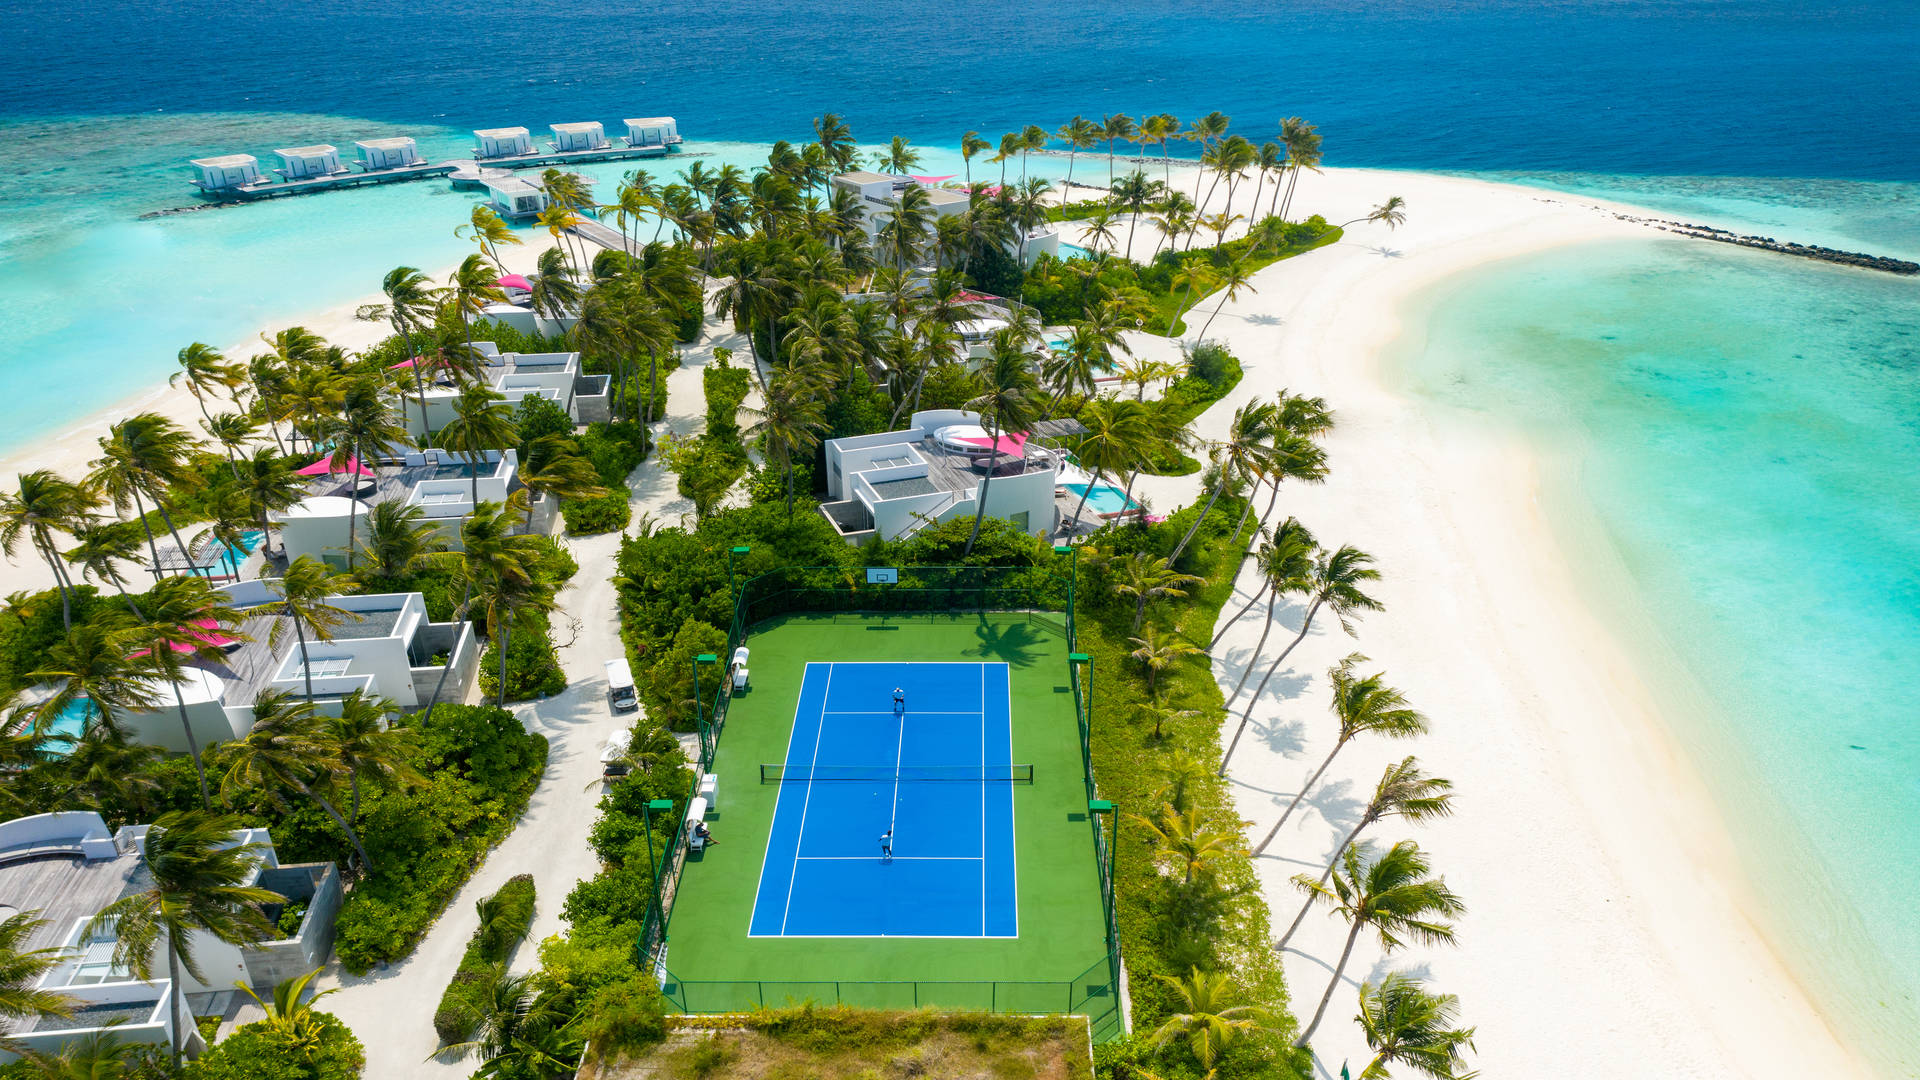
[837,170,897,185]
[275,144,338,157]
[551,121,603,133]
[354,136,416,150]
[484,177,542,195]
[475,127,529,138]
[190,153,257,168]
[624,116,675,125]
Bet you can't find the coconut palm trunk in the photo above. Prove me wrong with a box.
[1211,579,1270,651]
[292,616,317,702]
[295,776,373,871]
[1297,907,1367,1046]
[1280,830,1364,948]
[1225,596,1319,712]
[1067,466,1104,528]
[1254,737,1346,856]
[1217,590,1288,775]
[170,679,211,810]
[1168,470,1230,564]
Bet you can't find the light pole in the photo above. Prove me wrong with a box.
[727,544,751,615]
[1087,798,1120,996]
[640,797,675,948]
[693,652,719,768]
[1053,543,1076,648]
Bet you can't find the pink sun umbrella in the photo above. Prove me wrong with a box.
[497,274,533,291]
[296,455,374,478]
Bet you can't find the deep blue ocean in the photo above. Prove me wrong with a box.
[2,0,1919,1072]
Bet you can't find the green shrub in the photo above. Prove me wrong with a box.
[328,705,548,975]
[703,365,752,448]
[514,394,573,455]
[642,620,727,732]
[563,489,632,535]
[572,976,670,1058]
[433,874,537,1044]
[478,611,568,702]
[186,1010,364,1080]
[582,421,651,482]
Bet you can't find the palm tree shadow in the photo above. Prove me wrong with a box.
[1256,715,1307,757]
[1365,245,1404,258]
[1244,312,1284,326]
[965,616,1045,668]
[1307,777,1363,832]
[1255,669,1314,706]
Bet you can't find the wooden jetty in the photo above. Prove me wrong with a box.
[567,219,646,255]
[195,159,461,202]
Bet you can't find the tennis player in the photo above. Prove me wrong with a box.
[892,687,905,712]
[879,829,893,861]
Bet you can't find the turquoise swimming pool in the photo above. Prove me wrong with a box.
[37,697,92,752]
[1060,243,1095,261]
[1061,482,1139,515]
[210,528,266,573]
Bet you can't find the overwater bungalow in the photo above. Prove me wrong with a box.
[549,122,611,153]
[482,175,548,219]
[272,145,349,181]
[474,126,534,160]
[624,117,680,150]
[353,136,424,171]
[188,153,266,192]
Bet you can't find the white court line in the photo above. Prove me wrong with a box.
[823,710,981,716]
[887,691,907,837]
[980,664,987,935]
[779,663,834,935]
[748,661,822,932]
[796,855,982,861]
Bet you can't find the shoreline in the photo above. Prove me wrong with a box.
[1173,167,1871,1076]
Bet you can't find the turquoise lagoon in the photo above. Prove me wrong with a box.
[1392,221,1920,1073]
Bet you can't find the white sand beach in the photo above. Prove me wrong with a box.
[0,157,1871,1076]
[1118,167,1868,1077]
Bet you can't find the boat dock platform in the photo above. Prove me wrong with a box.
[202,159,462,202]
[566,219,646,255]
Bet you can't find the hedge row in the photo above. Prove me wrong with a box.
[434,874,538,1044]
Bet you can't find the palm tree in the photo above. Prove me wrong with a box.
[1355,972,1477,1079]
[54,727,166,820]
[1131,701,1200,743]
[1056,115,1100,194]
[1,470,96,629]
[1065,397,1152,529]
[1199,259,1258,339]
[1253,655,1430,857]
[1186,112,1231,203]
[951,130,986,191]
[234,966,340,1049]
[1018,124,1047,184]
[1278,757,1454,948]
[990,132,1019,188]
[1222,540,1382,716]
[1110,552,1203,633]
[87,810,281,1070]
[474,558,559,708]
[234,447,305,560]
[1213,516,1317,653]
[13,1028,146,1077]
[1292,840,1465,1047]
[1168,400,1276,565]
[962,329,1042,555]
[371,267,442,438]
[438,383,517,506]
[1081,210,1120,255]
[1136,113,1179,187]
[322,377,410,570]
[89,413,203,582]
[447,253,508,358]
[1168,257,1221,337]
[280,364,342,454]
[456,204,524,269]
[64,522,147,618]
[355,500,444,581]
[814,112,857,171]
[132,575,247,810]
[517,435,605,531]
[223,691,374,870]
[1131,802,1245,885]
[28,621,164,742]
[200,411,258,480]
[1100,113,1138,195]
[1128,627,1202,700]
[445,967,579,1072]
[0,910,77,1045]
[742,370,827,519]
[170,343,246,426]
[324,690,421,827]
[256,555,352,703]
[424,502,542,720]
[1278,117,1323,222]
[528,247,582,324]
[1323,196,1410,240]
[1147,967,1262,1070]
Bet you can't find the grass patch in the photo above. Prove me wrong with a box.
[590,1008,1091,1080]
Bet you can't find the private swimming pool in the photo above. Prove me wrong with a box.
[1060,482,1140,515]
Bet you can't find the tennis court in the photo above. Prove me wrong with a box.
[661,613,1112,1020]
[748,662,1020,938]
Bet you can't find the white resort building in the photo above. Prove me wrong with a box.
[624,117,680,151]
[272,446,523,569]
[396,342,609,438]
[271,145,348,181]
[0,812,342,1063]
[482,175,548,219]
[187,154,265,193]
[473,126,534,160]
[353,136,423,170]
[818,411,1090,543]
[549,122,611,152]
[832,171,1061,266]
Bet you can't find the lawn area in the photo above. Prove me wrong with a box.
[661,612,1112,1027]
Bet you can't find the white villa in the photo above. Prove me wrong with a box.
[819,410,1088,543]
[397,343,609,438]
[273,446,521,570]
[549,121,610,152]
[0,812,341,1063]
[271,145,348,181]
[482,175,547,219]
[353,136,423,170]
[474,126,534,160]
[624,116,680,151]
[832,171,1061,266]
[23,586,478,752]
[188,154,265,193]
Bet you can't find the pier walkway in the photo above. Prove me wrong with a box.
[566,219,646,255]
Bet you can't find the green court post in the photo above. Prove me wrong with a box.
[728,545,751,613]
[693,653,719,767]
[1052,544,1076,649]
[1088,798,1120,1004]
[641,797,674,950]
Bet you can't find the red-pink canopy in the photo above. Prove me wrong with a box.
[296,455,374,477]
[911,175,956,184]
[133,618,238,657]
[388,358,417,369]
[497,274,533,291]
[955,430,1028,457]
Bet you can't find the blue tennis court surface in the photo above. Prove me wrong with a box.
[749,662,1018,938]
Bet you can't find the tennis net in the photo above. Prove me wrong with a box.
[759,763,1035,784]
